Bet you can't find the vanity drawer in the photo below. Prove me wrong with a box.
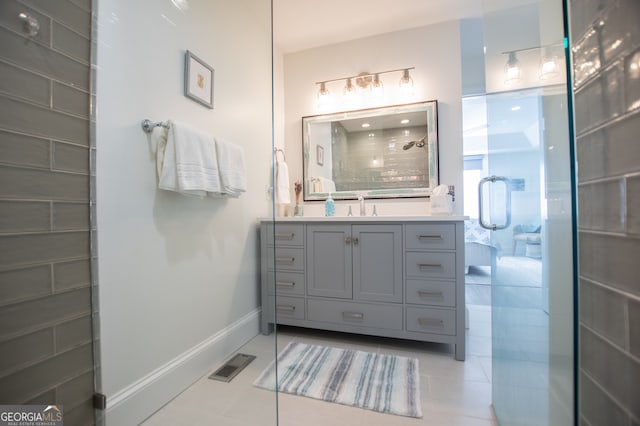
[406,279,455,307]
[405,252,456,279]
[406,306,455,335]
[266,247,305,271]
[405,224,455,250]
[269,296,306,321]
[265,224,304,246]
[307,299,403,331]
[266,271,305,296]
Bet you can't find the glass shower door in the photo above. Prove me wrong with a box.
[479,1,575,425]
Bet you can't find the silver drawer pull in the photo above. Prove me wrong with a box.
[342,311,364,320]
[418,290,443,297]
[275,257,295,263]
[418,235,443,240]
[275,232,295,240]
[418,263,442,269]
[418,318,444,326]
[276,305,296,312]
[276,281,296,287]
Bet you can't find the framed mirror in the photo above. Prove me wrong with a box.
[303,101,439,201]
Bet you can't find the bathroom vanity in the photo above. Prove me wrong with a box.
[260,216,466,361]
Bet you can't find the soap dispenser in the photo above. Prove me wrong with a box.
[325,193,335,217]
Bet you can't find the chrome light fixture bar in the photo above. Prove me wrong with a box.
[315,67,415,100]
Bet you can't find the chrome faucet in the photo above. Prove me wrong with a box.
[358,195,366,216]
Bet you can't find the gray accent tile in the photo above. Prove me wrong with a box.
[580,326,640,419]
[572,27,602,89]
[570,0,612,41]
[0,231,89,269]
[578,232,640,296]
[0,96,89,145]
[55,315,91,352]
[52,83,89,119]
[0,1,52,46]
[0,328,54,376]
[52,202,89,231]
[53,259,90,292]
[52,142,89,173]
[0,130,51,169]
[0,265,51,304]
[62,397,94,425]
[627,174,640,235]
[598,0,640,66]
[0,342,92,403]
[57,371,93,409]
[68,0,91,13]
[0,287,90,340]
[575,62,625,134]
[0,165,89,201]
[0,200,51,233]
[630,298,640,358]
[576,113,640,181]
[52,22,90,65]
[579,279,628,348]
[626,49,640,113]
[20,0,91,39]
[577,179,624,232]
[580,372,631,426]
[25,388,56,405]
[0,26,89,91]
[0,61,50,107]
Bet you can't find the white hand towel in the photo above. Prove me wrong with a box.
[155,124,205,197]
[215,138,247,197]
[318,176,336,193]
[275,160,291,204]
[158,120,220,197]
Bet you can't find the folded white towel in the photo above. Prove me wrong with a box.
[157,120,220,197]
[275,160,291,204]
[317,176,336,193]
[215,138,247,198]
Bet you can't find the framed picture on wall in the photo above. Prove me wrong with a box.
[184,50,214,109]
[316,145,324,166]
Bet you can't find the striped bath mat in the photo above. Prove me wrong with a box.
[253,341,422,418]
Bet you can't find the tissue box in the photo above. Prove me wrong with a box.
[430,194,452,215]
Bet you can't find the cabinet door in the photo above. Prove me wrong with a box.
[353,225,402,303]
[307,224,352,299]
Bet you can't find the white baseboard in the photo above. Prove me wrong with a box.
[104,308,261,426]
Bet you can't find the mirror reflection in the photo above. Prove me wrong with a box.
[303,101,439,201]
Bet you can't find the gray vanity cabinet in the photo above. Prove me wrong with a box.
[306,224,402,302]
[260,219,466,361]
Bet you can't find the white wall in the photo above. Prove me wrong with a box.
[281,22,464,216]
[95,0,273,423]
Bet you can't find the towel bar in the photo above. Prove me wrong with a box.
[141,119,169,134]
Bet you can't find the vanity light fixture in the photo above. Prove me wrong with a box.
[502,42,563,85]
[400,119,410,124]
[315,67,415,106]
[399,68,414,91]
[504,52,522,84]
[317,82,330,104]
[540,47,559,80]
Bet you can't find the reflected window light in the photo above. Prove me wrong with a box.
[171,0,189,11]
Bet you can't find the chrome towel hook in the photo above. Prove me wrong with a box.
[18,12,40,37]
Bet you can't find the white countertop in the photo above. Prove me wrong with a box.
[260,215,468,222]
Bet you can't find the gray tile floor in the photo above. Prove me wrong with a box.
[143,304,497,426]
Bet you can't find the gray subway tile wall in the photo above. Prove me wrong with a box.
[571,0,640,424]
[0,0,95,424]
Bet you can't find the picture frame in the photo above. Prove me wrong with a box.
[316,145,324,166]
[184,50,214,109]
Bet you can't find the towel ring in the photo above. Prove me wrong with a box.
[274,148,286,162]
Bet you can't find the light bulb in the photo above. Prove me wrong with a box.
[371,73,384,97]
[540,50,559,80]
[317,82,331,108]
[504,52,521,84]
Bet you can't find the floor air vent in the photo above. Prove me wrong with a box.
[208,353,256,382]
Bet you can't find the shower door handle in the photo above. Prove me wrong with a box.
[478,176,512,231]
